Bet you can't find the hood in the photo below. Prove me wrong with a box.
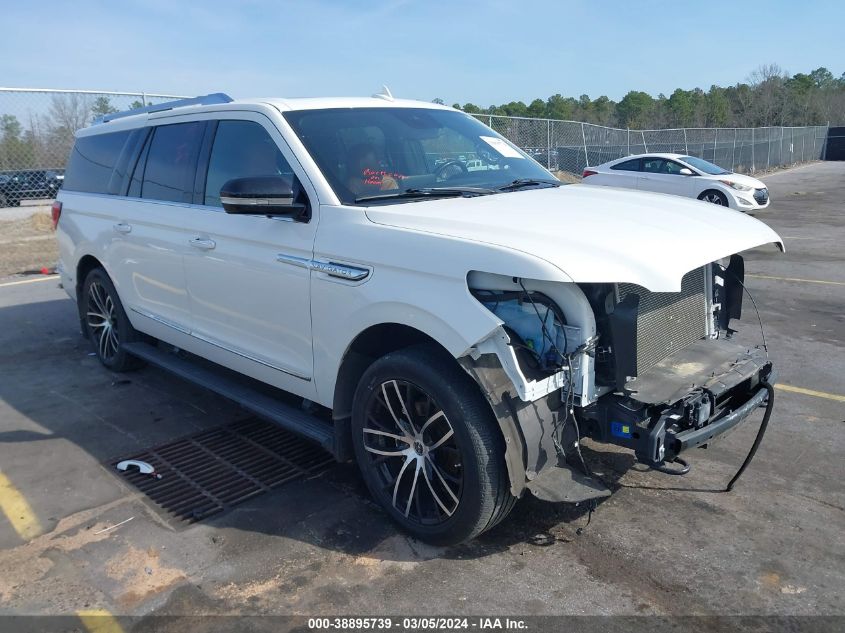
[717,172,766,189]
[365,184,783,292]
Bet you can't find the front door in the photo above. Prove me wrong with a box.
[181,115,317,387]
[637,158,694,197]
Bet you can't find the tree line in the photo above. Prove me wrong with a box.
[445,65,844,129]
[2,66,842,172]
[0,94,147,171]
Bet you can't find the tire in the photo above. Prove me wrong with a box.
[81,268,144,372]
[351,344,515,545]
[698,189,728,206]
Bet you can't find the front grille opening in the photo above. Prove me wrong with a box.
[617,267,708,375]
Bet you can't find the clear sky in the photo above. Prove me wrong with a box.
[2,0,843,105]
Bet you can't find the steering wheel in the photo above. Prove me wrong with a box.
[435,160,469,182]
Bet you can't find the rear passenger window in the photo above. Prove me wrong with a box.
[63,131,132,194]
[141,122,204,203]
[203,121,292,207]
[611,158,641,172]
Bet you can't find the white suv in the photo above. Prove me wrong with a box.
[55,93,782,544]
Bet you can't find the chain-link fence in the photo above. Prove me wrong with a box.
[0,88,183,207]
[474,113,828,178]
[0,88,830,208]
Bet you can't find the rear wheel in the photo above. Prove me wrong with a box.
[351,344,515,545]
[81,268,144,372]
[698,189,728,206]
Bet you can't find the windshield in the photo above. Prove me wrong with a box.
[680,155,731,175]
[283,107,557,204]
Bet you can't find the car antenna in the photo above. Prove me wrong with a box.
[372,85,394,102]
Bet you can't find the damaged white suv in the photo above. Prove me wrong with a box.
[55,93,782,544]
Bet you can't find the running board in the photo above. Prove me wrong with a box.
[123,342,335,453]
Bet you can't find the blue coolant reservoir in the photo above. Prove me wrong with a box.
[482,299,578,366]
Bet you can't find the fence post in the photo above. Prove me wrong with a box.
[581,122,589,167]
[713,129,718,163]
[781,127,785,167]
[732,129,737,171]
[642,131,648,153]
[751,128,755,172]
[141,92,147,107]
[812,126,817,159]
[801,128,805,162]
[683,128,688,154]
[790,128,794,164]
[766,128,771,170]
[546,119,551,171]
[627,128,630,155]
[488,115,492,128]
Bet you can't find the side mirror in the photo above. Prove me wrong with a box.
[679,168,694,176]
[220,175,309,220]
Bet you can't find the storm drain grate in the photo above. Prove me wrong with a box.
[111,418,335,524]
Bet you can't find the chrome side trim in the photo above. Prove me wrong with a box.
[275,253,312,270]
[276,253,370,282]
[129,306,310,381]
[190,331,311,381]
[129,306,191,334]
[220,196,294,206]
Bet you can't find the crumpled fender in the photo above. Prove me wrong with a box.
[459,351,610,502]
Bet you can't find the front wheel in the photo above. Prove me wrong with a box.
[81,268,144,372]
[351,344,515,545]
[698,189,728,206]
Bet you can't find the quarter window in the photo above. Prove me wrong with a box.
[63,131,132,194]
[611,158,641,172]
[204,120,292,207]
[141,122,204,203]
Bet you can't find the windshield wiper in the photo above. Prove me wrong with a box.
[496,178,562,191]
[355,186,494,203]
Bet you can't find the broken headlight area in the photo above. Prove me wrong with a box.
[471,287,580,376]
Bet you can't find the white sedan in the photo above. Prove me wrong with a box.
[582,153,770,211]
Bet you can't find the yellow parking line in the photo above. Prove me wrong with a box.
[775,383,845,403]
[0,275,59,288]
[747,274,845,286]
[77,609,125,633]
[0,470,42,540]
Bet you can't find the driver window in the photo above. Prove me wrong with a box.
[204,120,292,207]
[663,161,685,175]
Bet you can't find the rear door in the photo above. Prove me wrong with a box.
[107,121,205,337]
[181,114,318,387]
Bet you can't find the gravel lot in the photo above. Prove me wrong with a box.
[0,163,842,630]
[0,202,57,277]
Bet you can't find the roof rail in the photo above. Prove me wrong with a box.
[93,93,233,124]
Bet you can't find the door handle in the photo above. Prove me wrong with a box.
[113,222,132,234]
[189,237,216,250]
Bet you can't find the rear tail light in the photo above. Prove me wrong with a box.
[582,169,598,178]
[51,201,62,229]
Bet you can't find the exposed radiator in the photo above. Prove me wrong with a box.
[617,267,708,375]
